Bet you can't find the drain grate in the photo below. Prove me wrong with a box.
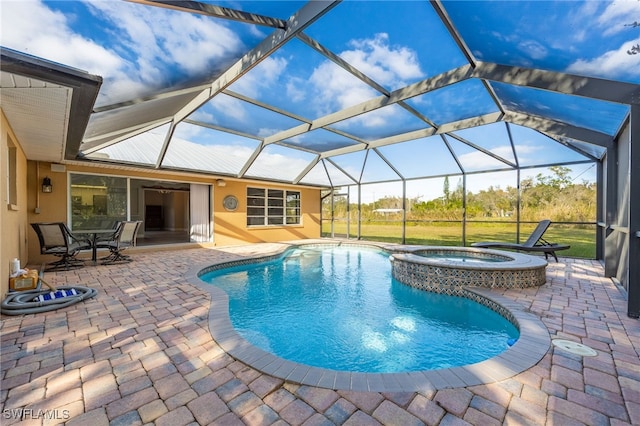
[552,339,597,356]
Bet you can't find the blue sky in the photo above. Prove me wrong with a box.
[3,1,637,104]
[2,0,636,200]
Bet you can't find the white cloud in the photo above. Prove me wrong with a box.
[341,33,424,86]
[230,56,288,98]
[517,40,548,60]
[87,1,245,88]
[567,38,640,80]
[203,56,289,124]
[457,150,508,169]
[455,143,547,172]
[286,77,307,103]
[210,95,247,122]
[257,127,283,138]
[173,122,204,141]
[1,0,248,105]
[247,151,313,180]
[309,61,378,115]
[597,0,640,36]
[0,0,124,76]
[308,33,424,121]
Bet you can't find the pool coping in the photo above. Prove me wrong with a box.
[186,240,551,392]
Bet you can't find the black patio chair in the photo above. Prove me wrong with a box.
[471,219,570,262]
[96,221,141,265]
[31,222,92,271]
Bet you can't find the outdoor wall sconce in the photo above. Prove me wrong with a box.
[41,177,52,193]
[217,179,227,187]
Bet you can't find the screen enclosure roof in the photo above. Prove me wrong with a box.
[1,0,639,187]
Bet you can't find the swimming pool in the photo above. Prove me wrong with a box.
[191,241,551,392]
[200,245,519,373]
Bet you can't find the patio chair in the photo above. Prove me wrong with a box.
[471,219,570,261]
[31,222,92,271]
[96,221,141,265]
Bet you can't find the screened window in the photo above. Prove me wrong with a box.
[247,187,301,226]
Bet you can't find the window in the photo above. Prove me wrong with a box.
[6,138,17,207]
[70,174,127,230]
[247,187,301,226]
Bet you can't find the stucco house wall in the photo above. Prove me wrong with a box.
[2,109,321,297]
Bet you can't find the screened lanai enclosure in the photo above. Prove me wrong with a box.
[1,0,638,316]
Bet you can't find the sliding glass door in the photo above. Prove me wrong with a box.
[70,173,212,245]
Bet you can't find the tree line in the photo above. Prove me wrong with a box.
[331,166,596,223]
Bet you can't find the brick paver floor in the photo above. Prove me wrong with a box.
[1,243,639,425]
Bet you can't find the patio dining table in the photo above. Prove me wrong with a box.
[73,229,116,263]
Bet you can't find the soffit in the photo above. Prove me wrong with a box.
[0,72,71,162]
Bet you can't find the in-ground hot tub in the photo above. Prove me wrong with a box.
[390,246,547,294]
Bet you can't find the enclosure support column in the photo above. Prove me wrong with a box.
[516,169,521,243]
[346,187,351,239]
[596,161,603,260]
[402,180,407,244]
[596,160,607,260]
[357,184,362,240]
[462,174,467,246]
[602,147,618,277]
[330,189,335,238]
[628,104,639,318]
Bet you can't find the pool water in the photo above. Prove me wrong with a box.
[202,246,519,373]
[415,252,506,263]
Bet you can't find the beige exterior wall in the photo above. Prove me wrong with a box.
[25,163,321,259]
[213,180,321,246]
[0,124,321,296]
[1,111,29,298]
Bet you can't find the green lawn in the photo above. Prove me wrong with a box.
[322,221,596,258]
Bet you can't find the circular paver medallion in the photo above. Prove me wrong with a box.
[552,339,598,356]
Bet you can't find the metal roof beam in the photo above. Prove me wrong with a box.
[430,0,477,68]
[474,62,640,105]
[324,158,359,185]
[367,128,437,150]
[446,132,517,168]
[297,32,390,96]
[92,85,206,114]
[312,64,474,130]
[127,0,288,29]
[222,89,312,123]
[435,112,503,135]
[263,123,311,145]
[318,111,503,156]
[320,143,369,159]
[81,119,171,154]
[540,132,602,162]
[168,1,339,125]
[153,0,339,168]
[182,119,262,141]
[237,141,266,178]
[504,111,614,148]
[293,155,322,184]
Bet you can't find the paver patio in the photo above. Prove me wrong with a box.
[1,242,639,425]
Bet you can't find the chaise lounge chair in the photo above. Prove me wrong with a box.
[471,219,570,261]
